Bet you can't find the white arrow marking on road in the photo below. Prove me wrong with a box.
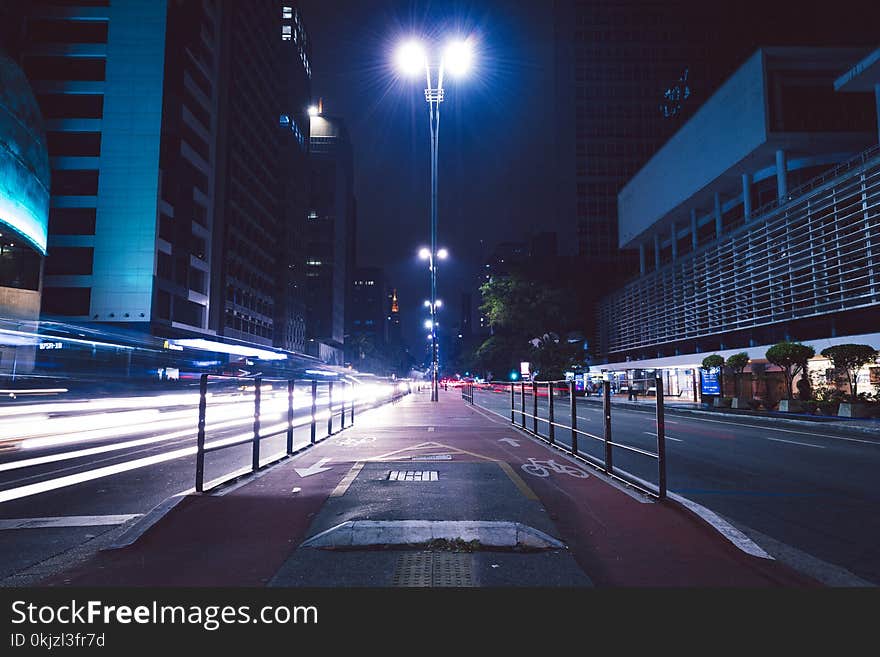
[295,457,333,478]
[499,438,520,447]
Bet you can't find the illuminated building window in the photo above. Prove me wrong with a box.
[282,25,292,41]
[282,6,293,19]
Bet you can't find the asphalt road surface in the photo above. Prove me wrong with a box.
[0,380,399,581]
[472,387,880,586]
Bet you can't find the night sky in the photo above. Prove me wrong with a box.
[299,0,570,354]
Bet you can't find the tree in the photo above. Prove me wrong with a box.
[725,352,750,399]
[475,273,579,381]
[478,275,570,338]
[820,344,878,401]
[529,333,583,381]
[765,342,815,400]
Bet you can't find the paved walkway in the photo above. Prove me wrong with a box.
[45,390,817,587]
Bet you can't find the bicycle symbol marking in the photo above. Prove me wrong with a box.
[521,458,589,479]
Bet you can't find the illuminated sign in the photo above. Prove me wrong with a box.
[38,341,63,350]
[163,340,184,351]
[701,367,721,395]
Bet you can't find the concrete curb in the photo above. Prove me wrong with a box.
[104,494,188,551]
[300,520,566,550]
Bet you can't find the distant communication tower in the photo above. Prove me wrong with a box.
[660,67,691,118]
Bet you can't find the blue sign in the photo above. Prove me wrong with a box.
[701,367,721,395]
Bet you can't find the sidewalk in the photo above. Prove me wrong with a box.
[43,390,818,587]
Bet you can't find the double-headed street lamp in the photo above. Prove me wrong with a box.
[397,36,473,402]
[419,247,447,400]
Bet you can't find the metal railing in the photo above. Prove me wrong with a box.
[194,375,409,492]
[461,382,474,404]
[463,375,667,499]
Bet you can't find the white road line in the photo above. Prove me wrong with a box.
[671,416,878,445]
[0,514,140,530]
[668,493,773,560]
[765,437,825,449]
[643,432,683,442]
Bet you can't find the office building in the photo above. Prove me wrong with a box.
[11,0,313,354]
[214,2,312,351]
[347,266,386,370]
[554,0,880,333]
[597,47,879,392]
[306,109,354,364]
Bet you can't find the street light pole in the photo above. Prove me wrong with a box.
[397,38,472,403]
[426,64,442,402]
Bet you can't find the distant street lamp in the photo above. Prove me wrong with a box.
[397,36,473,401]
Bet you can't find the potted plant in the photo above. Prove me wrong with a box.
[820,344,878,418]
[725,352,751,409]
[766,341,815,412]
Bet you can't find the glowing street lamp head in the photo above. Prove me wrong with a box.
[307,105,319,117]
[418,247,431,260]
[424,319,434,329]
[444,39,473,78]
[423,300,431,308]
[396,40,427,77]
[434,299,443,308]
[437,248,449,260]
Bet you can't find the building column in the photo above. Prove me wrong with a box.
[875,84,880,143]
[714,192,722,239]
[776,149,788,202]
[639,242,646,275]
[654,233,661,270]
[690,208,698,250]
[742,172,752,222]
[670,222,678,260]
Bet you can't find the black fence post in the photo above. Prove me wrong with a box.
[327,380,334,436]
[310,379,317,444]
[341,380,346,429]
[510,383,515,423]
[532,381,538,435]
[350,380,355,425]
[252,377,262,472]
[656,372,667,499]
[603,376,613,474]
[548,381,555,444]
[569,380,578,456]
[286,379,294,455]
[520,381,526,429]
[195,373,208,492]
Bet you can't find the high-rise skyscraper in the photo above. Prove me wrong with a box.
[306,108,354,365]
[11,0,313,352]
[213,2,312,351]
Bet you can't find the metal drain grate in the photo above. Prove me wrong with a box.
[391,552,474,587]
[388,471,439,481]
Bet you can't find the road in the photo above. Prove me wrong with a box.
[0,379,401,581]
[472,387,880,586]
